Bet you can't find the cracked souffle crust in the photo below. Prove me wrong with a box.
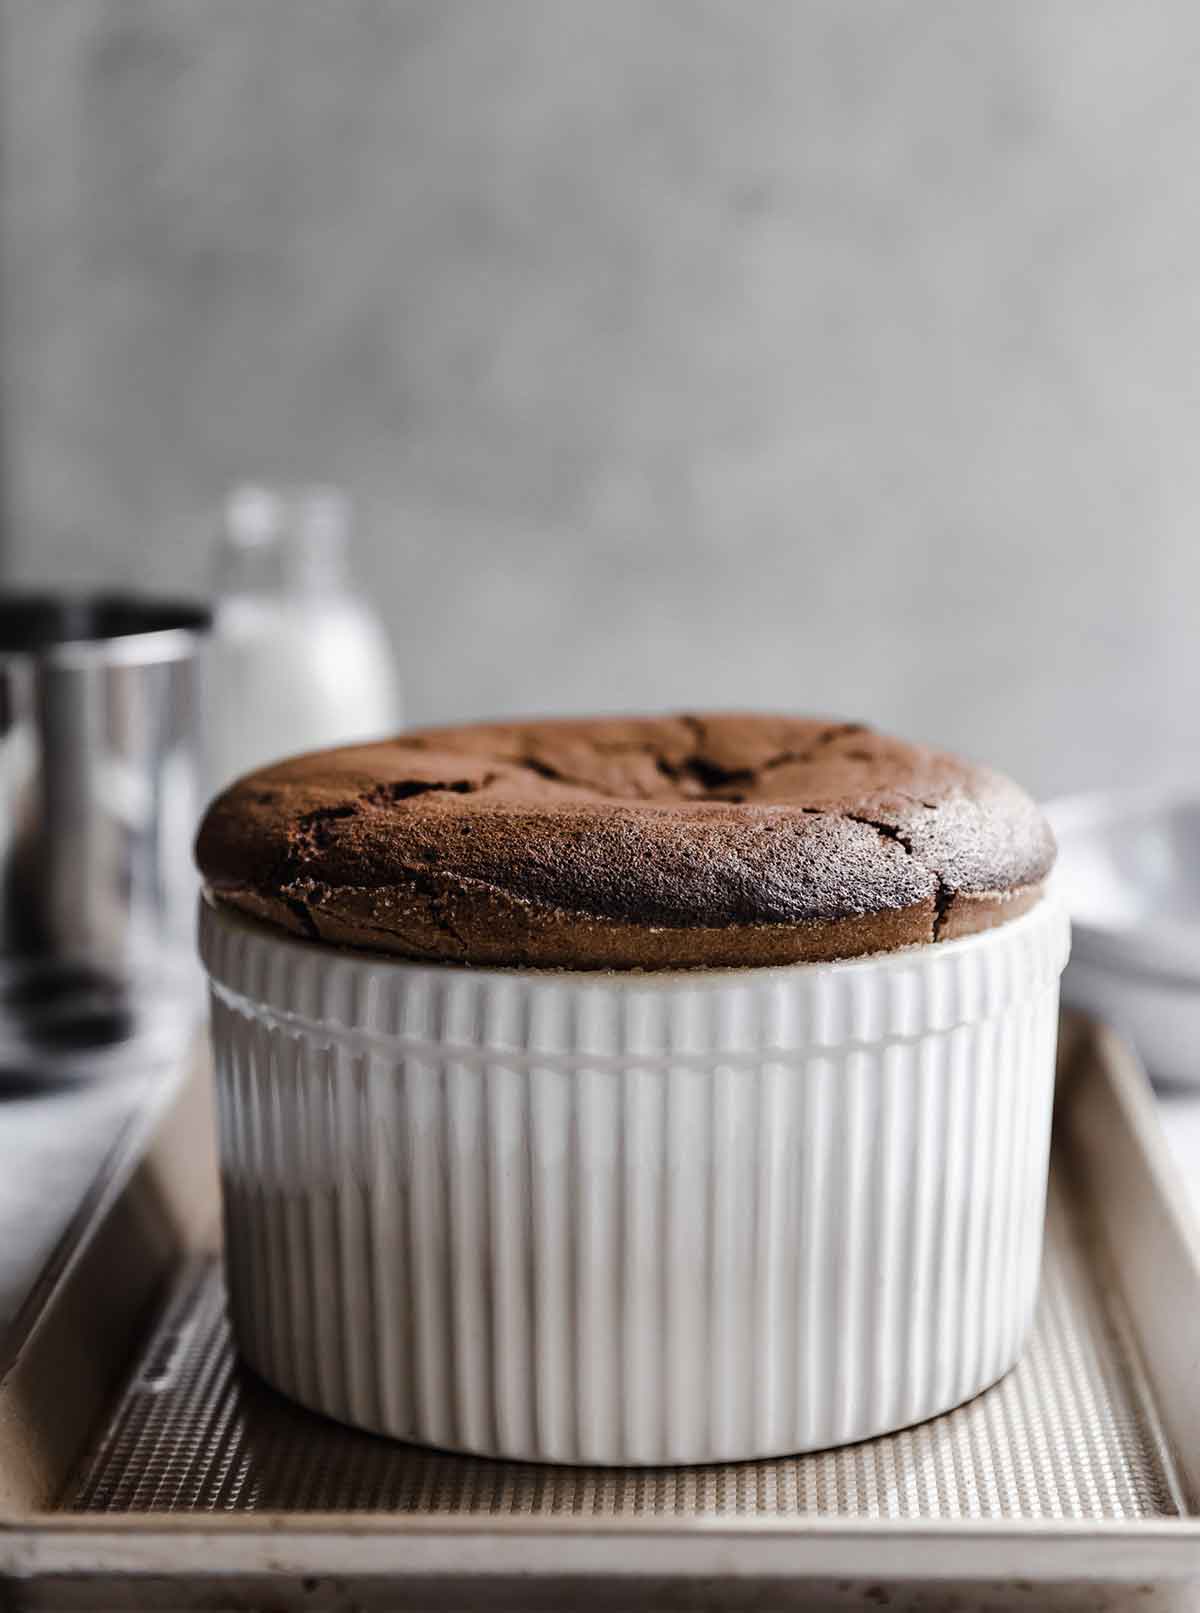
[195,714,1055,969]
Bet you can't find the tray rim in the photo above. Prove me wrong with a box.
[5,1015,1200,1589]
[7,1514,1200,1587]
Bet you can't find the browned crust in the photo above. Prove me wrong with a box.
[221,886,957,970]
[936,883,1046,943]
[196,713,1055,970]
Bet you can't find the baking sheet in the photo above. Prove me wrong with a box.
[65,1168,1181,1521]
[4,1017,1200,1610]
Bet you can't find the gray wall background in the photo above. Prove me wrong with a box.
[1,1,1195,798]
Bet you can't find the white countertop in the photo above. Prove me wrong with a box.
[0,1060,180,1350]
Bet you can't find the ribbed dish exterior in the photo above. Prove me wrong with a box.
[200,895,1069,1466]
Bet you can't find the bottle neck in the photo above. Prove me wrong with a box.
[215,485,352,600]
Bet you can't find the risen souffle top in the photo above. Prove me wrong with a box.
[195,713,1055,970]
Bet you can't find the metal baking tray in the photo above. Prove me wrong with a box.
[2,1015,1200,1610]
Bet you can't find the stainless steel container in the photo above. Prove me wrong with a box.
[0,595,210,1077]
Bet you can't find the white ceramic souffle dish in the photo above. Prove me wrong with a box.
[199,890,1069,1467]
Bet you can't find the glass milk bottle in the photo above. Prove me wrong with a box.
[205,485,400,796]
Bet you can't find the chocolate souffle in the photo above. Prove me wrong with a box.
[197,714,1055,969]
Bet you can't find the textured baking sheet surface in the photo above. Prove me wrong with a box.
[66,1165,1184,1520]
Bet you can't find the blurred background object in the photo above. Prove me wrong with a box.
[207,484,399,792]
[1050,788,1200,1089]
[0,595,209,1081]
[0,1,1194,801]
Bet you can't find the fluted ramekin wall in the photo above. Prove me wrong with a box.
[201,895,1069,1466]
